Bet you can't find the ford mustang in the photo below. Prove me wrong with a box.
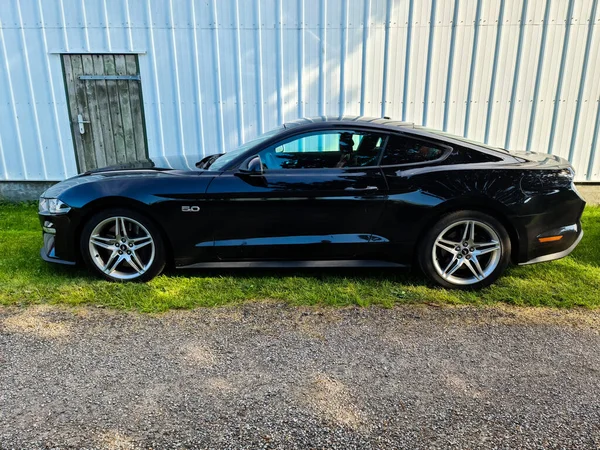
[38,116,585,288]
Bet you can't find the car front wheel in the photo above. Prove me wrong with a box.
[418,211,511,289]
[80,208,166,282]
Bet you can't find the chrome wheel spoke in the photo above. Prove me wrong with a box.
[90,235,115,250]
[104,252,123,273]
[443,256,463,277]
[131,236,152,250]
[435,240,457,255]
[127,253,144,274]
[470,255,486,279]
[114,217,121,238]
[473,241,500,256]
[463,259,482,280]
[120,218,128,239]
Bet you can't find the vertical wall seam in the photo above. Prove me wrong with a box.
[504,0,529,149]
[211,0,225,152]
[443,0,460,132]
[0,22,28,178]
[190,0,206,155]
[298,0,305,117]
[526,0,551,152]
[168,0,186,162]
[484,0,504,143]
[380,0,392,118]
[422,0,437,126]
[586,99,600,180]
[318,0,326,116]
[146,0,165,157]
[463,0,482,137]
[276,0,284,124]
[339,0,348,117]
[233,0,245,144]
[102,0,112,51]
[58,0,69,51]
[255,0,264,132]
[402,0,414,121]
[80,0,90,51]
[360,0,370,116]
[16,0,47,179]
[547,0,575,155]
[124,0,134,52]
[567,0,598,163]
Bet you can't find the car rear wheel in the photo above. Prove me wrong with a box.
[418,211,511,289]
[80,208,166,282]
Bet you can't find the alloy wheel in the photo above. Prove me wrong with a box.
[88,216,155,280]
[431,220,502,286]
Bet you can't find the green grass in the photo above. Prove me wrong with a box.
[1,202,599,312]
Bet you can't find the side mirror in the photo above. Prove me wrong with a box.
[239,155,264,175]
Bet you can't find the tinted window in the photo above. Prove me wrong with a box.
[381,135,446,166]
[258,130,385,170]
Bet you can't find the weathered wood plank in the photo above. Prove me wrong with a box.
[81,55,107,169]
[125,55,148,160]
[71,55,97,171]
[103,55,127,164]
[115,55,137,163]
[92,55,117,166]
[62,55,87,173]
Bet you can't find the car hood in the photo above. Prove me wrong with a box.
[83,154,204,174]
[41,154,208,199]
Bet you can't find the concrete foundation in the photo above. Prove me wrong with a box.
[576,184,600,206]
[0,181,57,202]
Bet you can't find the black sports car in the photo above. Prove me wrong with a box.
[39,117,586,289]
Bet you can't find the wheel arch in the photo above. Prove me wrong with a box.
[74,197,174,266]
[414,198,521,264]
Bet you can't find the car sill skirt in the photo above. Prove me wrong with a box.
[178,259,408,270]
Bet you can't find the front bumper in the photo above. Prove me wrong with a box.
[39,214,78,265]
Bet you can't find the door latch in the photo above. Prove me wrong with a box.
[77,113,90,135]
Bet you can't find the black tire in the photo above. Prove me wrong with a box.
[80,208,166,282]
[418,210,511,289]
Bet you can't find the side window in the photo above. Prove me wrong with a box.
[258,130,384,170]
[381,135,446,166]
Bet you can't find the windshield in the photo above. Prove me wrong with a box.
[417,126,509,153]
[206,126,284,171]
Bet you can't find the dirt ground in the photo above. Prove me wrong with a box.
[1,303,599,449]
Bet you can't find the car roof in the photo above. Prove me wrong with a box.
[281,116,515,161]
[283,115,416,131]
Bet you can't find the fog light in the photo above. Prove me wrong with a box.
[42,221,56,234]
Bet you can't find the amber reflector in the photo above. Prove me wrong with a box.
[538,236,563,243]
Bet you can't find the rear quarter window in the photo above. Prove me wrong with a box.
[380,135,447,166]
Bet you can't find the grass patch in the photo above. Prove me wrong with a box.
[1,202,599,312]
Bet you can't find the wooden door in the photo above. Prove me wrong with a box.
[62,54,148,172]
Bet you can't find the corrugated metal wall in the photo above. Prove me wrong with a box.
[0,0,599,182]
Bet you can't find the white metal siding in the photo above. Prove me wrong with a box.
[0,0,599,181]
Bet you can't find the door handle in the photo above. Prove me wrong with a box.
[77,113,90,135]
[345,186,379,192]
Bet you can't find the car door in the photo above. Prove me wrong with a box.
[204,128,389,261]
[374,133,453,263]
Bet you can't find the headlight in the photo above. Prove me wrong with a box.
[39,197,71,215]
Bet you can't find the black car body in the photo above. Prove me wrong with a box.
[39,117,586,288]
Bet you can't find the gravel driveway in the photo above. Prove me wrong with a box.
[1,304,599,449]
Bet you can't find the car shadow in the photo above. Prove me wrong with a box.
[162,265,425,284]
